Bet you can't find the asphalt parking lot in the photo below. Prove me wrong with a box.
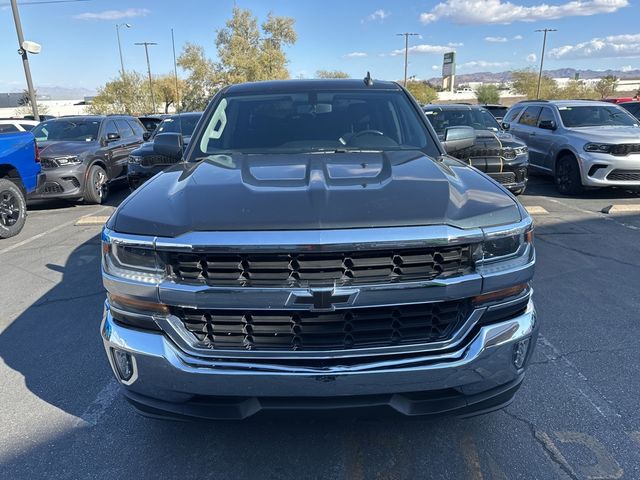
[1,176,639,480]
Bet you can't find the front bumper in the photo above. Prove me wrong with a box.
[101,299,538,420]
[578,152,640,187]
[28,163,87,199]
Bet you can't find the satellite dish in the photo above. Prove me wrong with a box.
[21,41,41,54]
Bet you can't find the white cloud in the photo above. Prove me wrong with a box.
[549,33,640,59]
[526,53,537,62]
[73,8,150,20]
[513,35,523,40]
[458,60,511,70]
[485,36,508,42]
[621,65,634,72]
[344,52,368,58]
[419,0,628,25]
[389,43,460,56]
[363,9,390,22]
[432,65,440,70]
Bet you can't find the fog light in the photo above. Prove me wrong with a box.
[513,339,530,369]
[112,348,134,381]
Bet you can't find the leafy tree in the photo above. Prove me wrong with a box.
[315,70,349,79]
[594,75,618,99]
[215,7,296,84]
[177,43,218,112]
[88,72,151,115]
[556,80,597,100]
[15,89,50,117]
[475,84,500,104]
[511,70,559,99]
[155,75,185,113]
[405,81,437,105]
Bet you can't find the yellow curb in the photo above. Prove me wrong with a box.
[601,204,640,214]
[526,206,549,215]
[75,216,110,226]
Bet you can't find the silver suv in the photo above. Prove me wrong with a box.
[503,100,640,194]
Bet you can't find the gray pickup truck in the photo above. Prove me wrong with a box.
[100,78,537,420]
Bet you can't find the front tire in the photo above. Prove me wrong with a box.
[84,165,109,204]
[555,155,584,195]
[0,178,27,239]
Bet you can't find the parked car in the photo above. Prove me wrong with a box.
[482,104,509,121]
[138,115,167,134]
[423,104,529,194]
[22,114,56,121]
[101,78,537,420]
[619,101,640,121]
[0,131,44,238]
[29,115,145,203]
[128,112,202,190]
[0,119,39,133]
[503,100,640,194]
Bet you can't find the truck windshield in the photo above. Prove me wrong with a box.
[424,108,501,136]
[154,114,201,138]
[558,105,639,128]
[196,90,432,156]
[32,120,100,142]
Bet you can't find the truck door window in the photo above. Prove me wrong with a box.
[537,107,555,128]
[518,107,542,126]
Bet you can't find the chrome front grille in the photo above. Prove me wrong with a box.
[167,246,474,287]
[172,300,471,351]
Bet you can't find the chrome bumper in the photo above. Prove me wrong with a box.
[101,300,537,416]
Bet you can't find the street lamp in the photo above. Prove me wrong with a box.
[116,23,131,78]
[535,28,557,99]
[9,0,40,121]
[135,42,158,113]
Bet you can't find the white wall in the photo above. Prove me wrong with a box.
[0,99,86,118]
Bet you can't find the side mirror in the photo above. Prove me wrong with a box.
[106,132,120,142]
[501,122,510,131]
[442,126,476,154]
[143,131,152,141]
[154,132,183,161]
[539,120,557,130]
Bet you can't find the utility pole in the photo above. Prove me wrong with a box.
[115,23,131,78]
[171,28,180,112]
[10,0,39,121]
[396,32,419,87]
[135,42,158,113]
[535,28,557,99]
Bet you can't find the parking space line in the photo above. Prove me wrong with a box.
[0,207,110,256]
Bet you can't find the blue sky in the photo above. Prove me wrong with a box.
[1,0,639,93]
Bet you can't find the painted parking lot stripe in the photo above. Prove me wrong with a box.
[75,215,111,226]
[525,206,549,215]
[601,204,640,214]
[0,207,110,256]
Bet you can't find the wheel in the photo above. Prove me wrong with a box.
[84,165,109,204]
[510,186,526,196]
[555,155,584,195]
[0,178,27,239]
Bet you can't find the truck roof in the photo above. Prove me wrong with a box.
[225,78,402,94]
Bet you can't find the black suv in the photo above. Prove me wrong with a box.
[423,104,529,194]
[128,112,202,190]
[29,115,145,203]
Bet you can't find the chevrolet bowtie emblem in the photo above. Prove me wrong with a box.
[288,289,358,311]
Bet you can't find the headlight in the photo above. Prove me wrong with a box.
[102,232,164,283]
[55,155,81,165]
[128,155,143,165]
[513,146,528,156]
[584,143,613,153]
[475,226,534,275]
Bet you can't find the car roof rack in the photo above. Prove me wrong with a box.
[516,99,549,103]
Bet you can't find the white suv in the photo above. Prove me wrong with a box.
[503,100,640,194]
[0,119,39,134]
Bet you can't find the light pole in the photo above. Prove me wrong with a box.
[135,42,158,113]
[396,32,419,87]
[115,23,131,78]
[10,0,40,121]
[535,28,557,99]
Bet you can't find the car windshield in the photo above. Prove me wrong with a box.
[154,115,201,137]
[31,119,100,142]
[195,90,432,156]
[424,108,501,136]
[558,105,639,128]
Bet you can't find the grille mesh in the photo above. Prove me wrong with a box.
[489,172,517,185]
[610,144,640,156]
[172,300,470,351]
[140,154,178,166]
[168,246,474,287]
[607,169,640,181]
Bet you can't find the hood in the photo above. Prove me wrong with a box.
[38,140,98,158]
[568,125,640,143]
[112,150,521,237]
